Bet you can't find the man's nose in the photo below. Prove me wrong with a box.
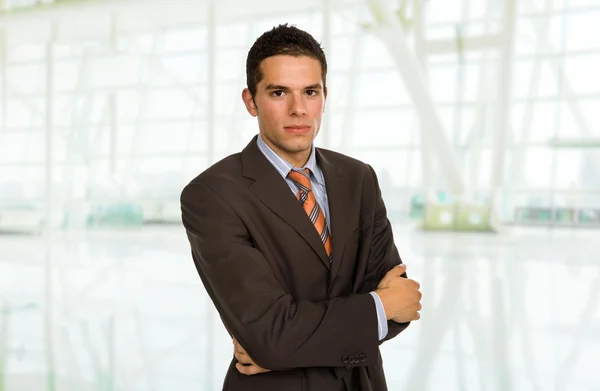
[288,93,307,116]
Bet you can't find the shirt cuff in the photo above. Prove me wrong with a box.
[369,291,389,341]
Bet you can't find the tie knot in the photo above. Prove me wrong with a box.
[288,168,312,191]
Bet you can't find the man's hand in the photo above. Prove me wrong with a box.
[375,264,422,323]
[233,337,271,376]
[378,263,407,289]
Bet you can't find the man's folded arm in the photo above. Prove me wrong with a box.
[181,180,380,371]
[360,164,411,344]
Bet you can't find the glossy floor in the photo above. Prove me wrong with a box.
[1,223,599,390]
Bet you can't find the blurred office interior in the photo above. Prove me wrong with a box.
[0,0,599,390]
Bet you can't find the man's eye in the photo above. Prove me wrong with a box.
[306,90,318,96]
[271,90,285,97]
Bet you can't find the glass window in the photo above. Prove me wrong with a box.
[6,98,45,128]
[566,11,600,51]
[513,59,559,99]
[146,89,198,119]
[88,54,142,88]
[350,109,415,148]
[355,71,411,107]
[158,53,208,85]
[358,36,395,70]
[162,27,207,53]
[523,147,554,189]
[215,48,247,82]
[564,55,600,94]
[6,64,45,95]
[425,0,462,25]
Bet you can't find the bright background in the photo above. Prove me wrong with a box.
[0,0,599,390]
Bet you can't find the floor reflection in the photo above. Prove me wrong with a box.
[1,224,599,390]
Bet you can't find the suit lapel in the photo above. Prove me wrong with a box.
[241,136,331,269]
[316,148,350,283]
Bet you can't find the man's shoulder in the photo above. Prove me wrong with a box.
[181,152,244,197]
[317,147,372,173]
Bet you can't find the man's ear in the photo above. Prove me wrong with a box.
[242,88,258,117]
[323,86,328,112]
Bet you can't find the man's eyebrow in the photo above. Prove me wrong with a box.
[264,84,323,91]
[265,84,290,91]
[304,84,323,90]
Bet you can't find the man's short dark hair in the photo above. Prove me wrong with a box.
[246,23,327,98]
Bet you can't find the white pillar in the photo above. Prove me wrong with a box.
[468,0,497,201]
[490,0,517,222]
[339,28,363,152]
[0,301,7,391]
[412,0,435,203]
[207,0,216,165]
[321,0,332,149]
[0,27,6,135]
[43,24,57,391]
[109,13,118,176]
[367,0,467,197]
[205,2,216,390]
[44,23,57,233]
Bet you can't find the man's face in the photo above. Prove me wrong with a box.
[242,55,326,166]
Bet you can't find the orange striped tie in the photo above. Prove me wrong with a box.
[287,168,332,261]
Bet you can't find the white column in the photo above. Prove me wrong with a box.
[207,0,216,165]
[0,27,6,135]
[44,23,57,232]
[339,14,363,152]
[0,301,7,391]
[205,2,216,390]
[367,0,466,197]
[109,13,118,176]
[468,0,497,201]
[43,23,57,391]
[490,0,517,221]
[321,0,332,149]
[412,0,435,203]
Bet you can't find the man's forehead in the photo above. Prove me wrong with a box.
[259,56,322,83]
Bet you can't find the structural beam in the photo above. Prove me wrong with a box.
[490,0,517,226]
[412,0,435,203]
[205,2,216,390]
[367,0,467,197]
[321,0,332,149]
[339,26,363,151]
[550,138,600,148]
[43,26,57,391]
[44,23,56,232]
[0,27,5,135]
[424,34,502,54]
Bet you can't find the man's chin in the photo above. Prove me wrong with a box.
[282,142,312,154]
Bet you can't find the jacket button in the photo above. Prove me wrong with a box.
[342,355,349,364]
[349,355,356,364]
[359,354,366,362]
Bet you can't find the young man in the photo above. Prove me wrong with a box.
[181,24,422,391]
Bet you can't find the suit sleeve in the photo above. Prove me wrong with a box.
[181,180,380,371]
[360,164,411,344]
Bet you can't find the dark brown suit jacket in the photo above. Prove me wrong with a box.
[181,136,409,391]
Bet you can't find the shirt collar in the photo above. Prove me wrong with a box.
[256,134,325,186]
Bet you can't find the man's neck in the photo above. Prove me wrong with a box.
[260,136,312,169]
[284,152,311,169]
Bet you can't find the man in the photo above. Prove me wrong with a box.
[181,24,422,391]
